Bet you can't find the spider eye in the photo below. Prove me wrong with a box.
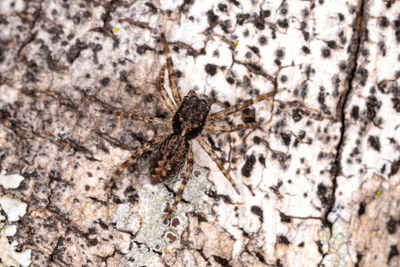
[200,99,208,106]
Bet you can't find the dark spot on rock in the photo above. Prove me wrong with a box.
[358,202,366,216]
[277,19,289,28]
[250,205,263,221]
[366,95,380,121]
[292,108,304,122]
[327,40,337,49]
[241,154,256,177]
[280,75,287,83]
[207,10,219,26]
[145,94,153,102]
[280,132,291,146]
[392,97,400,112]
[317,183,330,207]
[276,48,285,58]
[241,108,256,123]
[213,255,230,266]
[249,46,259,54]
[258,35,267,45]
[218,3,227,12]
[277,235,290,245]
[99,77,110,87]
[390,159,400,176]
[260,9,271,18]
[368,135,380,152]
[338,13,345,21]
[226,77,234,84]
[88,238,98,246]
[351,105,359,120]
[386,218,397,234]
[388,245,399,262]
[205,64,217,76]
[236,13,250,25]
[321,47,331,58]
[302,46,310,54]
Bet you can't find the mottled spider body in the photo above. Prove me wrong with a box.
[149,134,189,184]
[106,32,278,220]
[150,91,211,184]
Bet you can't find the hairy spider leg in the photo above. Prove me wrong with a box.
[203,121,260,134]
[164,146,194,223]
[161,33,182,106]
[158,64,178,112]
[101,108,168,124]
[196,136,240,194]
[206,90,279,122]
[81,91,168,124]
[106,136,166,192]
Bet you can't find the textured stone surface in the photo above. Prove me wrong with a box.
[0,0,399,266]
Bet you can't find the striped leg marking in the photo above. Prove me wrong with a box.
[196,136,240,194]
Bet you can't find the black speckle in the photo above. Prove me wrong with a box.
[241,108,256,123]
[207,10,219,26]
[277,19,289,28]
[276,48,285,58]
[205,64,217,76]
[327,40,337,49]
[388,245,399,263]
[87,238,98,246]
[302,46,310,54]
[280,132,291,146]
[386,218,397,234]
[317,183,330,207]
[99,77,110,87]
[392,97,400,112]
[280,75,287,83]
[366,95,380,121]
[279,212,291,223]
[258,35,267,45]
[250,205,263,221]
[241,154,256,177]
[255,18,265,30]
[379,16,389,27]
[249,46,259,54]
[226,77,234,84]
[277,235,290,245]
[351,105,359,120]
[321,47,331,58]
[218,3,227,12]
[358,202,366,216]
[368,135,380,152]
[396,30,400,43]
[213,255,230,266]
[145,94,153,103]
[390,159,400,176]
[260,9,271,18]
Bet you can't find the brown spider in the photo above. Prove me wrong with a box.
[105,33,278,221]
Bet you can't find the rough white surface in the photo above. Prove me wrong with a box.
[0,171,24,189]
[0,196,27,222]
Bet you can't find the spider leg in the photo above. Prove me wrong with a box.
[106,136,165,192]
[101,108,168,124]
[158,64,177,112]
[164,145,194,223]
[206,90,279,122]
[81,91,168,124]
[204,122,259,134]
[196,136,240,194]
[160,33,182,106]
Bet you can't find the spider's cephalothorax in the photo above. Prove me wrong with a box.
[172,90,211,140]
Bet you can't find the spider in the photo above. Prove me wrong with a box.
[104,32,278,221]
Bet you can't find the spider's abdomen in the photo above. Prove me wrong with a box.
[149,134,189,184]
[172,93,211,140]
